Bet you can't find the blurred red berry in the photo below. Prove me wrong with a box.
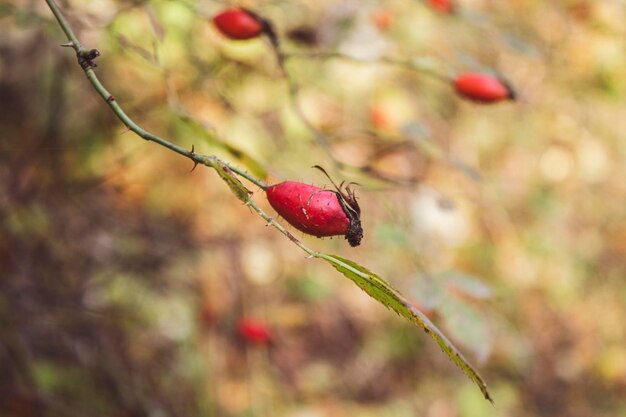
[371,8,394,31]
[427,0,455,14]
[266,178,363,247]
[369,105,393,130]
[237,318,272,345]
[454,72,516,103]
[212,8,264,40]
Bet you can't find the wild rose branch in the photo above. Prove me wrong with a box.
[44,0,494,403]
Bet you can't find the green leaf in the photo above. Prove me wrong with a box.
[317,253,493,403]
[212,161,252,203]
[172,107,268,179]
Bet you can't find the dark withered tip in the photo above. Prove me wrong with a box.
[500,77,517,100]
[346,218,363,247]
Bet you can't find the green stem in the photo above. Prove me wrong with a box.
[44,0,269,191]
[44,0,294,244]
[272,44,354,177]
[283,51,452,82]
[45,0,84,51]
[244,198,315,256]
[83,71,191,155]
[222,162,268,190]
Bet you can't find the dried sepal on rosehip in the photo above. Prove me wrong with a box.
[454,72,516,103]
[265,167,363,247]
[286,26,319,46]
[316,166,364,247]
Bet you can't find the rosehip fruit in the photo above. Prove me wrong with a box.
[427,0,455,14]
[237,318,271,345]
[212,8,264,40]
[371,8,394,31]
[265,168,363,247]
[369,104,393,130]
[454,72,516,103]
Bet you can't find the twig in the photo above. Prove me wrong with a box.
[280,49,484,184]
[44,0,302,244]
[283,50,453,82]
[274,46,478,185]
[273,46,345,172]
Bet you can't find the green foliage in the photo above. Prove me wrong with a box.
[319,253,493,402]
[211,159,252,202]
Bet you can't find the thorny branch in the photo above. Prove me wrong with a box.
[44,0,316,250]
[43,0,493,403]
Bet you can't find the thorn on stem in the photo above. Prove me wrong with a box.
[189,145,200,172]
[61,41,74,48]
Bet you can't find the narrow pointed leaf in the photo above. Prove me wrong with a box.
[212,161,251,203]
[318,253,493,403]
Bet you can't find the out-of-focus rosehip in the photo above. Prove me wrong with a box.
[454,72,516,103]
[237,318,272,345]
[212,8,264,40]
[265,168,363,247]
[369,104,394,130]
[427,0,455,14]
[371,8,394,31]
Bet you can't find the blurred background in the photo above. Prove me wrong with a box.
[1,0,626,416]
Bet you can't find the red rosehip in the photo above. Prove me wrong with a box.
[427,0,455,14]
[267,182,349,235]
[454,72,516,103]
[212,8,264,40]
[237,318,271,345]
[265,169,363,247]
[371,8,394,31]
[369,104,394,130]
